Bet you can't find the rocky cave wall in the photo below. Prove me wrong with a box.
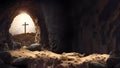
[0,0,120,54]
[67,0,120,54]
[41,0,120,54]
[0,0,50,50]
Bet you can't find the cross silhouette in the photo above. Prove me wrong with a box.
[22,22,29,34]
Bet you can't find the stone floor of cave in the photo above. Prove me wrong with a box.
[9,48,109,68]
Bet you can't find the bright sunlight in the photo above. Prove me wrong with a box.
[9,12,36,35]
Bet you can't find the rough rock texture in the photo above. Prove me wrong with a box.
[10,49,109,68]
[0,51,12,64]
[0,0,120,68]
[27,43,41,51]
[106,49,120,68]
[0,0,120,54]
[0,0,50,50]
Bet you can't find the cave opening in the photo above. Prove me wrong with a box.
[9,11,41,49]
[9,12,36,35]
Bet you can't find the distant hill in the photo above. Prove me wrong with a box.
[12,33,36,46]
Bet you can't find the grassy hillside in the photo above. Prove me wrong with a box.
[12,33,36,46]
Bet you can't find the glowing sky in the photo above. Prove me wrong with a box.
[9,13,36,35]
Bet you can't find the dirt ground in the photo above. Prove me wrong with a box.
[10,49,109,68]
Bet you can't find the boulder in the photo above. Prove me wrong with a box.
[106,50,120,68]
[107,57,120,68]
[11,58,28,66]
[0,42,9,51]
[27,43,41,51]
[13,42,21,50]
[0,51,12,64]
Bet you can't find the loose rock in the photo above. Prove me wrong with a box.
[106,50,120,68]
[27,43,41,51]
[11,58,28,66]
[0,51,11,64]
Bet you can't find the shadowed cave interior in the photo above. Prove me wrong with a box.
[0,0,120,68]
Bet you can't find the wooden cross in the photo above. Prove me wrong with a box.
[22,22,29,34]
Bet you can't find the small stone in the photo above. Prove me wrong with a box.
[13,42,21,50]
[27,43,41,51]
[22,46,27,49]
